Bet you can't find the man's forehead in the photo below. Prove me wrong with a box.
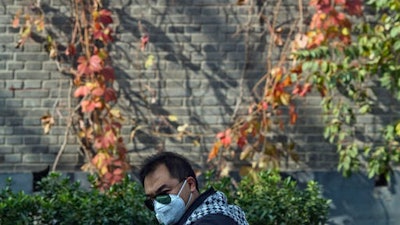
[144,164,175,194]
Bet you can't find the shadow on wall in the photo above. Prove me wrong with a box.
[111,5,223,157]
[0,86,54,192]
[109,1,276,163]
[284,171,400,225]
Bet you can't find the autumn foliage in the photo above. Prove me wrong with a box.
[13,1,129,189]
[209,0,364,175]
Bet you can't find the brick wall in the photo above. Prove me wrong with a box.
[0,0,390,174]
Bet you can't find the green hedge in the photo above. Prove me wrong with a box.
[203,170,330,225]
[0,173,157,225]
[0,171,329,225]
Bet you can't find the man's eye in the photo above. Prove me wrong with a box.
[158,191,169,196]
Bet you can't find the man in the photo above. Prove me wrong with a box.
[139,151,249,225]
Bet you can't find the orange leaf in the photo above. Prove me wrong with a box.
[81,100,101,113]
[12,17,20,28]
[208,141,222,162]
[113,168,123,176]
[92,87,105,97]
[74,86,91,98]
[289,104,297,125]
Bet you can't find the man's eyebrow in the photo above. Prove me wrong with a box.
[155,184,168,194]
[146,184,168,197]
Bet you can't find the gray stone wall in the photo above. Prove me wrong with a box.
[2,0,330,173]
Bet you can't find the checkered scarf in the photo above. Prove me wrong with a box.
[184,191,249,225]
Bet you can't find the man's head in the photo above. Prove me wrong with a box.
[139,151,200,213]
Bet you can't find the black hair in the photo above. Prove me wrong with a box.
[139,151,199,190]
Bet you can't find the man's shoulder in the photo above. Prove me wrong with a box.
[192,213,239,225]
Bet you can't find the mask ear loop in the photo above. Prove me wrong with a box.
[177,179,192,209]
[177,179,187,196]
[185,192,193,209]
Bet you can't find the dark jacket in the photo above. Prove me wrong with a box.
[176,188,249,225]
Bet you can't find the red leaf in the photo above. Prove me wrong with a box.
[102,67,115,81]
[217,129,232,148]
[98,9,113,25]
[237,136,247,148]
[95,130,117,149]
[104,88,117,102]
[93,25,113,44]
[89,55,103,72]
[345,0,363,16]
[292,84,301,95]
[335,0,346,4]
[74,86,91,98]
[65,44,76,56]
[141,35,149,51]
[77,56,91,75]
[309,0,332,12]
[262,101,268,110]
[299,83,312,96]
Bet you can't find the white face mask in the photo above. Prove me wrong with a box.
[154,180,192,225]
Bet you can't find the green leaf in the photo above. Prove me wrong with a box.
[390,25,400,38]
[359,104,370,114]
[393,40,400,51]
[320,61,329,73]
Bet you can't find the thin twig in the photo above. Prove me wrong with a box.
[52,79,73,171]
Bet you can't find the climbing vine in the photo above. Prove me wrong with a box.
[210,0,400,182]
[13,0,128,190]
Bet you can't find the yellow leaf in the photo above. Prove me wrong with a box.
[240,144,253,160]
[395,122,400,136]
[220,163,232,177]
[35,18,45,32]
[145,54,154,69]
[193,140,200,147]
[110,109,122,119]
[280,92,290,105]
[342,27,350,36]
[41,114,55,134]
[177,123,188,132]
[168,115,178,122]
[20,26,31,38]
[100,165,108,175]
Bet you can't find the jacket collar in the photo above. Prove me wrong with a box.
[176,188,216,225]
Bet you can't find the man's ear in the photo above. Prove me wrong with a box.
[187,176,197,192]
